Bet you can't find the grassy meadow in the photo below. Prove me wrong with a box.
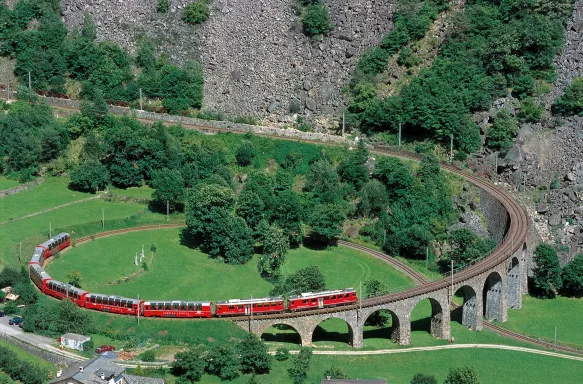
[0,177,19,191]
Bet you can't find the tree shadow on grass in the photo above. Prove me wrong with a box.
[302,236,337,251]
[451,306,463,325]
[179,228,202,249]
[261,324,301,345]
[312,325,350,344]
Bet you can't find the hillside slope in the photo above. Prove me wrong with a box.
[61,0,395,121]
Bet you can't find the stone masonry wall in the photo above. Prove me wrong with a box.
[60,0,396,121]
[0,178,44,198]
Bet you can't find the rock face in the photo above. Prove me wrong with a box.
[60,0,396,121]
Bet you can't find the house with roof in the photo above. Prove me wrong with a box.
[49,356,164,384]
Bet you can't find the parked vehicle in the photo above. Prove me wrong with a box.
[8,317,23,326]
[0,310,5,317]
[96,345,115,354]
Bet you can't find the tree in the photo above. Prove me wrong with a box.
[13,282,37,304]
[186,183,236,236]
[239,333,272,374]
[323,365,348,380]
[151,168,185,211]
[157,0,170,13]
[357,179,389,217]
[55,299,93,334]
[172,346,207,383]
[553,77,583,116]
[309,203,346,244]
[258,224,290,278]
[287,348,312,384]
[448,229,494,269]
[70,162,110,192]
[532,243,563,298]
[337,140,370,190]
[274,348,290,361]
[288,265,326,294]
[66,270,83,289]
[271,190,304,244]
[444,366,480,384]
[411,373,438,384]
[206,343,240,381]
[562,254,583,296]
[373,157,414,200]
[236,190,265,230]
[235,140,255,166]
[486,111,518,152]
[304,159,342,203]
[302,3,333,37]
[182,1,209,24]
[81,12,97,41]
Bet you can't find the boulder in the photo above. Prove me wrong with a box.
[549,213,562,226]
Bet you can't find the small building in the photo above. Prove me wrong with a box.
[50,356,164,384]
[60,333,91,352]
[321,380,387,384]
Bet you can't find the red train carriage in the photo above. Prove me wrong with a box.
[215,297,285,316]
[38,233,71,259]
[29,264,51,292]
[288,289,357,311]
[142,301,212,318]
[44,280,88,307]
[84,294,143,315]
[29,247,45,266]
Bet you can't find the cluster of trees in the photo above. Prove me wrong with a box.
[0,1,203,113]
[299,0,333,37]
[447,229,496,270]
[411,366,479,384]
[171,334,271,383]
[0,267,38,310]
[532,243,583,298]
[0,346,48,384]
[348,0,574,153]
[23,299,93,336]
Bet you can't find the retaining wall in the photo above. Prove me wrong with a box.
[0,178,44,198]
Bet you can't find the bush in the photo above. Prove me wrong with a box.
[157,0,169,12]
[552,77,583,116]
[236,140,256,166]
[518,98,544,122]
[82,339,94,351]
[182,1,210,25]
[302,3,333,37]
[139,350,156,362]
[70,162,110,192]
[486,111,518,152]
[289,99,301,114]
[275,348,290,361]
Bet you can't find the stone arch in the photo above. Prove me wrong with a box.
[362,309,401,344]
[507,256,521,309]
[483,271,503,321]
[310,316,355,347]
[452,285,479,330]
[259,323,302,346]
[409,297,447,339]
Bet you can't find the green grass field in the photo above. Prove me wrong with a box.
[136,347,583,384]
[47,228,413,302]
[0,177,19,191]
[0,177,93,221]
[501,295,583,349]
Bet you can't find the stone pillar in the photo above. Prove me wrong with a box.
[300,331,312,347]
[461,287,479,331]
[500,273,509,322]
[430,299,450,340]
[507,258,522,310]
[484,273,506,322]
[352,323,363,348]
[391,314,410,345]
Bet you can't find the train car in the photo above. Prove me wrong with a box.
[44,280,88,307]
[29,264,51,292]
[215,297,285,316]
[38,233,71,259]
[28,247,45,266]
[84,294,143,315]
[142,301,212,318]
[288,289,357,311]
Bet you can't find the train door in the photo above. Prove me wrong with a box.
[245,304,251,315]
[318,297,324,308]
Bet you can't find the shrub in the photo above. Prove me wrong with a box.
[275,348,290,361]
[512,75,536,99]
[552,77,583,116]
[182,1,210,25]
[486,111,518,152]
[157,0,169,13]
[518,97,543,122]
[236,140,255,166]
[70,162,110,192]
[139,350,156,362]
[289,99,301,114]
[82,339,94,351]
[302,3,333,37]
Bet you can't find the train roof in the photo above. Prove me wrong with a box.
[87,293,142,303]
[289,288,355,300]
[38,233,70,247]
[144,300,212,306]
[33,247,44,256]
[29,264,51,280]
[29,253,41,263]
[47,280,88,296]
[216,297,283,305]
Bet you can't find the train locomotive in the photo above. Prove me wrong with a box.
[28,233,358,318]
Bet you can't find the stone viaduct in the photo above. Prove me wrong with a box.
[234,156,532,348]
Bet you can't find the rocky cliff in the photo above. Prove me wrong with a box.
[61,0,395,122]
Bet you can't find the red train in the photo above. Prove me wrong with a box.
[28,233,358,318]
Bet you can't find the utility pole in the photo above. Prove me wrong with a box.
[137,294,140,325]
[554,327,557,352]
[359,281,362,309]
[102,208,105,228]
[28,72,31,89]
[450,260,454,298]
[49,222,52,238]
[426,247,429,270]
[18,242,21,264]
[398,123,402,148]
[342,111,345,137]
[6,82,10,102]
[166,200,170,222]
[495,153,498,185]
[139,88,143,111]
[450,134,454,160]
[250,294,253,334]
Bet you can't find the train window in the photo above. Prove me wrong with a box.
[271,303,277,307]
[128,302,133,309]
[331,295,336,299]
[196,303,202,311]
[109,298,115,306]
[115,299,121,306]
[157,303,162,310]
[256,303,261,308]
[188,303,194,311]
[180,303,186,310]
[121,300,127,307]
[96,297,101,304]
[303,300,308,304]
[228,305,234,309]
[311,298,316,302]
